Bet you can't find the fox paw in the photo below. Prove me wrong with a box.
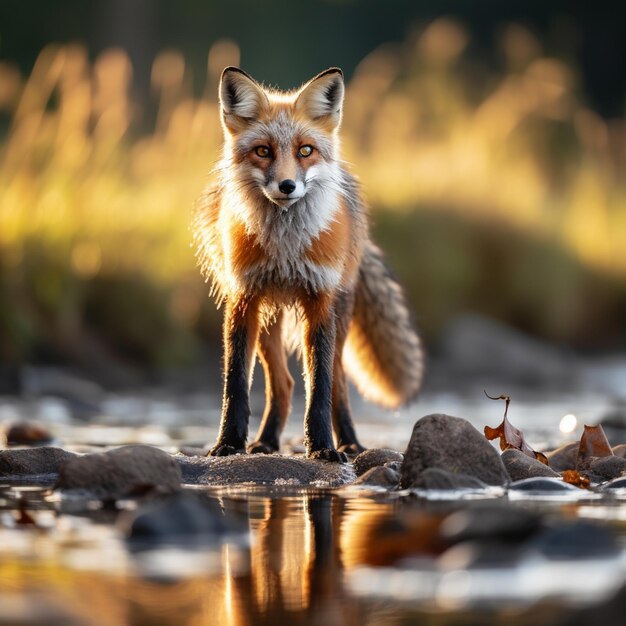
[337,442,366,456]
[247,440,278,455]
[208,444,245,457]
[308,448,348,464]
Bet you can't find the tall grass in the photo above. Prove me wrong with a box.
[0,20,625,365]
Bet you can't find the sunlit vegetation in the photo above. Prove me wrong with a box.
[1,19,625,366]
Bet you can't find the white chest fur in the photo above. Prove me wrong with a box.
[222,184,343,295]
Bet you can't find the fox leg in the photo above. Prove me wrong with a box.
[332,291,365,455]
[210,296,260,456]
[248,310,294,454]
[300,295,347,463]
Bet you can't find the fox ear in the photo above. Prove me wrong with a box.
[219,67,268,133]
[295,68,344,130]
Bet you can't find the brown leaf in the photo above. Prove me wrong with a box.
[577,424,613,465]
[561,469,591,489]
[484,391,549,465]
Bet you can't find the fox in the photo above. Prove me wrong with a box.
[193,66,423,463]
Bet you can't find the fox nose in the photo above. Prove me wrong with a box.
[278,179,296,195]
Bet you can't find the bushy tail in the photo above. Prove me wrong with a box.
[344,241,424,409]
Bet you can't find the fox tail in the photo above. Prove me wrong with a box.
[344,241,424,409]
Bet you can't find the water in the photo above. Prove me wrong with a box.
[1,387,626,625]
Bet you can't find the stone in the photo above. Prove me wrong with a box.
[600,476,626,490]
[508,477,579,492]
[612,444,626,458]
[545,442,579,472]
[501,448,560,481]
[176,453,356,487]
[352,466,400,488]
[579,455,626,482]
[0,447,77,481]
[411,467,488,490]
[353,448,403,477]
[56,445,182,498]
[4,421,54,446]
[400,414,509,489]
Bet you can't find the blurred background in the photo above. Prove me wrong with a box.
[1,0,625,390]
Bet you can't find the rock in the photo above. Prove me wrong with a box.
[120,491,233,548]
[441,504,543,544]
[501,448,560,481]
[438,314,580,389]
[4,421,54,446]
[579,455,626,482]
[353,448,403,477]
[600,476,626,490]
[352,466,400,488]
[545,442,579,471]
[508,477,579,492]
[56,445,182,498]
[410,467,488,490]
[0,447,77,481]
[612,444,626,458]
[176,453,356,487]
[528,521,619,560]
[400,414,509,489]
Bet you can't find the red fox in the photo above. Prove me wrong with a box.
[194,67,423,462]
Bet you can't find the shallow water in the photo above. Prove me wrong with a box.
[1,387,626,625]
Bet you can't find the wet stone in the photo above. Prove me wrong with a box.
[501,448,560,482]
[400,414,509,489]
[4,421,54,446]
[176,453,356,487]
[545,442,579,472]
[612,444,626,458]
[528,521,619,560]
[352,465,400,488]
[508,477,579,492]
[411,467,488,490]
[353,448,403,477]
[56,445,182,499]
[579,455,626,482]
[600,476,626,490]
[0,447,78,480]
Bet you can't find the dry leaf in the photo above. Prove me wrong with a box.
[577,424,613,464]
[561,469,591,489]
[484,392,549,465]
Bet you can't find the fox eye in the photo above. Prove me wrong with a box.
[298,145,313,158]
[254,145,271,158]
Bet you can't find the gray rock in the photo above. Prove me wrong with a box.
[579,455,626,482]
[509,477,578,492]
[176,453,356,487]
[545,442,579,472]
[56,445,182,498]
[0,447,77,480]
[4,421,54,446]
[352,465,400,488]
[501,448,560,481]
[600,476,626,490]
[411,467,488,490]
[400,414,509,489]
[612,444,626,458]
[353,448,403,477]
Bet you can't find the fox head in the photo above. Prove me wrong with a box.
[218,67,344,209]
